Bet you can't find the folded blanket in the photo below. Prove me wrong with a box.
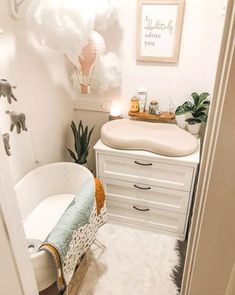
[40,178,108,294]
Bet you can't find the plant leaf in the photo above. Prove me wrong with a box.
[182,101,194,111]
[192,111,204,118]
[71,121,82,159]
[71,121,78,151]
[80,147,90,164]
[66,146,77,162]
[71,121,77,139]
[175,105,187,115]
[81,126,88,154]
[191,92,200,107]
[198,113,208,122]
[72,121,81,160]
[75,135,82,160]
[175,101,193,115]
[78,120,83,138]
[194,106,207,113]
[193,109,207,118]
[202,100,210,106]
[199,92,210,104]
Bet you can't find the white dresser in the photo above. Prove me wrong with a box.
[94,139,200,239]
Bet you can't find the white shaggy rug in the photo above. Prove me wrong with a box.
[79,222,179,295]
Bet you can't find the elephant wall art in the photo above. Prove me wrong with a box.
[0,79,17,104]
[6,111,28,134]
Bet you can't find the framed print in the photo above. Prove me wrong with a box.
[136,0,185,62]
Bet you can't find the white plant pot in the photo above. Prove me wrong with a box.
[187,123,201,137]
[175,114,187,130]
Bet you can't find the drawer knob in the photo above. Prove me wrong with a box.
[134,161,153,166]
[133,205,150,212]
[134,184,151,190]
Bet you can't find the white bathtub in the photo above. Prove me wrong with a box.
[15,162,93,292]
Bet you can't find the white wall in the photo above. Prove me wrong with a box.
[0,0,226,178]
[0,1,74,183]
[73,0,226,171]
[117,0,226,111]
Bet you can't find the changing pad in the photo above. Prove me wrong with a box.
[101,119,198,157]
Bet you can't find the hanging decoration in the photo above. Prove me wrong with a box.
[27,0,121,95]
[0,79,17,104]
[0,79,28,157]
[2,133,11,156]
[72,31,105,95]
[6,111,28,134]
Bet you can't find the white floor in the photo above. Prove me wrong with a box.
[79,222,179,295]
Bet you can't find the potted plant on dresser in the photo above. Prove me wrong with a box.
[175,92,210,137]
[66,121,95,168]
[175,101,193,129]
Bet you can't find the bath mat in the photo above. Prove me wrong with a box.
[78,222,180,295]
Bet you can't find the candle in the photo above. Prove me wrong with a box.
[109,100,122,120]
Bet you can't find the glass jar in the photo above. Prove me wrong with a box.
[130,96,139,112]
[149,100,159,114]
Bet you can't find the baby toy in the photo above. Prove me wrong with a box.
[6,111,28,134]
[2,133,11,156]
[0,79,17,104]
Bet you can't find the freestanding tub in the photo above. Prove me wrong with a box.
[15,162,93,292]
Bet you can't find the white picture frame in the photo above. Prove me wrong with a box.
[137,0,185,63]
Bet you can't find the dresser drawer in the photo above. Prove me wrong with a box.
[98,154,194,191]
[101,178,189,213]
[107,200,186,234]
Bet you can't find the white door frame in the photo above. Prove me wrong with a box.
[0,139,38,295]
[181,0,235,294]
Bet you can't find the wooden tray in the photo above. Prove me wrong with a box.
[128,111,175,121]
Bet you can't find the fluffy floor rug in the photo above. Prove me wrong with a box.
[78,222,180,295]
[172,240,187,292]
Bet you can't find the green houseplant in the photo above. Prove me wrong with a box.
[66,121,95,165]
[175,92,210,136]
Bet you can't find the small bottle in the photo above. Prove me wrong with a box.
[149,100,159,115]
[137,88,148,113]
